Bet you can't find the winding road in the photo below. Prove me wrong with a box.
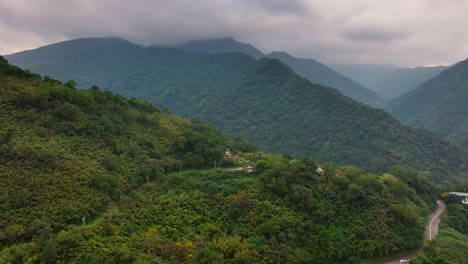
[372,199,446,264]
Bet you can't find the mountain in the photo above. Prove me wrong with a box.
[329,63,400,88]
[6,38,468,184]
[329,63,448,100]
[151,37,265,59]
[0,56,441,263]
[0,54,237,228]
[6,37,146,88]
[387,58,468,152]
[370,66,448,99]
[266,51,384,107]
[152,38,384,107]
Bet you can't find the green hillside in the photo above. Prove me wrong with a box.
[0,56,441,263]
[387,58,468,152]
[150,37,384,107]
[0,55,237,249]
[5,38,468,184]
[266,51,384,107]
[412,182,468,263]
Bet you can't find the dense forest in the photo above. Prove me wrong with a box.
[412,182,468,263]
[0,56,441,263]
[0,55,238,256]
[265,51,384,107]
[152,37,383,107]
[388,58,468,153]
[5,38,468,185]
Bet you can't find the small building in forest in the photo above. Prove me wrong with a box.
[316,167,324,175]
[449,192,468,204]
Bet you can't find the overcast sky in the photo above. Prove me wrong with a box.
[1,0,467,67]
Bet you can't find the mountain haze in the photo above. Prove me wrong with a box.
[329,64,400,88]
[266,51,384,107]
[387,58,468,152]
[152,37,264,59]
[371,66,448,99]
[330,63,448,100]
[6,37,468,184]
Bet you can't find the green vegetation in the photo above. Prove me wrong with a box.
[0,56,443,263]
[5,38,468,184]
[0,56,240,251]
[266,51,384,107]
[1,153,438,263]
[154,38,384,107]
[411,182,468,263]
[388,58,468,153]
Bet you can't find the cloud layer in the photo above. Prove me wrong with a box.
[1,0,467,66]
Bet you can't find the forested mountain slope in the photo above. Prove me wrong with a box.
[266,51,384,107]
[387,58,468,152]
[5,38,468,184]
[0,55,236,251]
[150,37,383,107]
[0,56,440,263]
[5,37,146,88]
[413,182,468,263]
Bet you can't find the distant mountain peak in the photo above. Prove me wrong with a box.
[267,51,295,59]
[154,37,265,59]
[192,36,236,42]
[266,51,384,107]
[54,36,134,45]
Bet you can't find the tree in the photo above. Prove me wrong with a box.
[64,80,77,89]
[3,224,25,243]
[53,102,83,121]
[42,243,58,263]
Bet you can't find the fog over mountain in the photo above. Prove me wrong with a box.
[330,64,449,99]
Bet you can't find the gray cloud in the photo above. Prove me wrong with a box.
[236,0,310,15]
[0,0,468,66]
[342,28,408,43]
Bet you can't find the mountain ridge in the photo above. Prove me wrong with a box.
[151,37,265,59]
[387,57,468,152]
[266,51,384,107]
[149,37,384,107]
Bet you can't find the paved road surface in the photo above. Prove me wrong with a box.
[372,199,445,264]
